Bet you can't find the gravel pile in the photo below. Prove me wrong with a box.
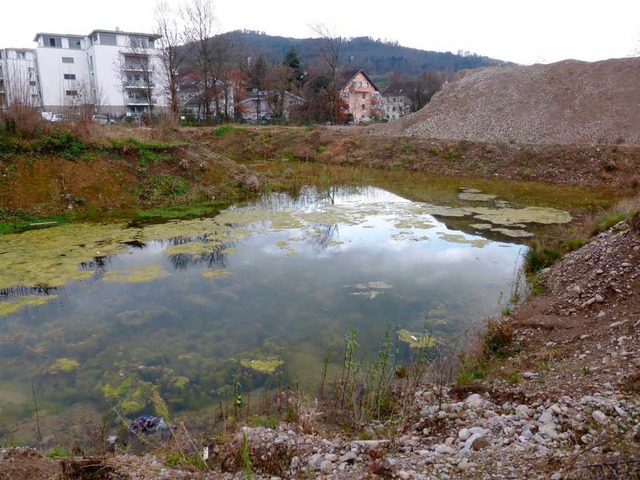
[375,57,640,146]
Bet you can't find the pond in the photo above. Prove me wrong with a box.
[0,180,576,442]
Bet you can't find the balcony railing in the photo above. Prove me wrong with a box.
[123,64,150,72]
[124,81,155,88]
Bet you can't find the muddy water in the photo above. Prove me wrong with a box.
[0,180,581,442]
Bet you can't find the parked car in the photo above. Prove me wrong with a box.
[42,111,63,122]
[92,115,115,125]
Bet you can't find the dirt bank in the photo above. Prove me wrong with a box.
[2,126,640,223]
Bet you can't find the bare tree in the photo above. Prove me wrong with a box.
[1,50,41,132]
[310,23,343,124]
[116,35,158,119]
[155,0,188,123]
[264,63,294,120]
[183,0,217,120]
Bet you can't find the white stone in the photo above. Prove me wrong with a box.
[592,410,607,424]
[465,393,483,408]
[434,444,456,455]
[539,422,559,440]
[458,428,471,441]
[515,404,531,419]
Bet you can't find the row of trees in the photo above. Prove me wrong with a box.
[154,0,446,125]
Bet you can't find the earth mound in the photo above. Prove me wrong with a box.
[375,57,640,146]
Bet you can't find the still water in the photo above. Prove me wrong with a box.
[0,185,538,437]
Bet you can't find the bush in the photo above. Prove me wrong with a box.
[524,243,561,274]
[482,318,515,358]
[592,212,628,234]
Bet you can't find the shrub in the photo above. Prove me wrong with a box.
[592,212,628,234]
[524,243,561,274]
[559,237,585,252]
[482,318,515,358]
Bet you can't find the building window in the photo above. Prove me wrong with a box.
[64,74,76,80]
[361,104,365,110]
[29,81,36,86]
[65,90,78,96]
[16,51,26,60]
[62,57,74,64]
[350,81,355,87]
[100,33,117,46]
[70,39,82,50]
[365,82,369,88]
[362,93,366,99]
[342,92,349,98]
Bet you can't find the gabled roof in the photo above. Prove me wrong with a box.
[339,69,380,92]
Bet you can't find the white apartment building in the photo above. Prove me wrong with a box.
[24,29,166,117]
[0,48,40,110]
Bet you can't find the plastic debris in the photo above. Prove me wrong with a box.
[129,415,167,433]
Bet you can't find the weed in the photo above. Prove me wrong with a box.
[456,366,486,387]
[431,146,440,156]
[316,145,327,154]
[241,432,253,479]
[501,306,512,316]
[582,365,592,376]
[166,452,207,470]
[391,161,403,171]
[505,371,521,385]
[524,243,562,274]
[592,211,628,234]
[247,415,278,429]
[445,149,460,161]
[134,175,189,201]
[45,445,71,459]
[539,360,550,373]
[559,237,586,252]
[482,318,515,358]
[213,125,235,137]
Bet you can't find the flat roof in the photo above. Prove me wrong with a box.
[33,32,85,41]
[33,30,161,42]
[88,29,161,41]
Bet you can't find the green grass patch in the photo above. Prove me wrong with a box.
[592,211,628,234]
[134,174,190,201]
[45,445,71,459]
[524,242,562,274]
[213,125,236,137]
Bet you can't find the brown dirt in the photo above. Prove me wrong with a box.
[486,219,640,401]
[373,57,640,146]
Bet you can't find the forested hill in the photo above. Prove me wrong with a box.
[223,30,513,78]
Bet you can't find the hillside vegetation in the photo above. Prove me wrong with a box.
[225,30,510,79]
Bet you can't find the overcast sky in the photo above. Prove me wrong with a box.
[2,0,639,65]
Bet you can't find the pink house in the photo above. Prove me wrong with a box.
[339,70,382,124]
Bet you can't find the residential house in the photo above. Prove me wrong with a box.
[0,48,40,110]
[12,29,167,117]
[239,90,305,123]
[338,70,382,124]
[380,84,411,121]
[178,73,235,122]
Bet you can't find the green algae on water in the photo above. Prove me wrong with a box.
[438,233,490,248]
[47,358,80,373]
[398,329,435,349]
[240,357,284,374]
[490,228,535,238]
[0,295,59,318]
[103,265,169,283]
[201,269,232,279]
